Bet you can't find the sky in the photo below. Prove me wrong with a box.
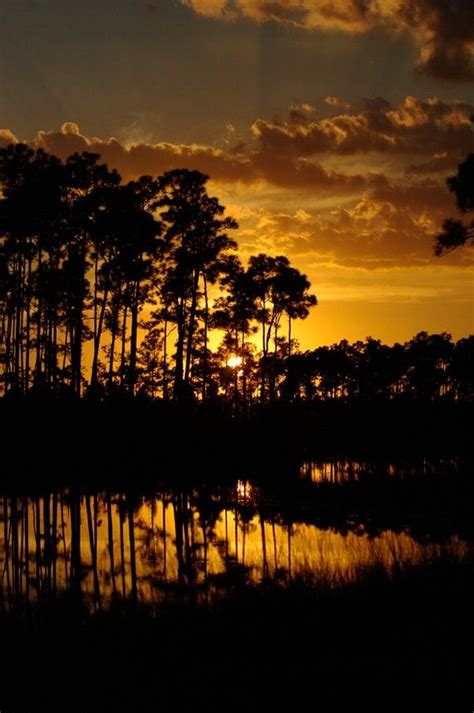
[1,0,473,348]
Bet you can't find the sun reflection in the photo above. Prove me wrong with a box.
[236,479,257,503]
[0,484,468,610]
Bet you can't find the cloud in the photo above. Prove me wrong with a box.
[0,129,19,148]
[231,174,472,269]
[29,123,254,183]
[181,0,474,81]
[404,152,458,175]
[325,96,352,111]
[251,96,474,159]
[2,117,473,314]
[2,94,470,200]
[250,151,377,191]
[288,102,318,124]
[10,121,377,194]
[182,0,379,32]
[393,0,474,81]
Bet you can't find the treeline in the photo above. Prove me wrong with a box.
[1,145,472,408]
[281,332,473,402]
[0,144,315,401]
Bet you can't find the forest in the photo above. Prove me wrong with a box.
[0,142,471,713]
[0,143,472,409]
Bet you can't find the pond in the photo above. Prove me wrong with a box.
[1,459,470,610]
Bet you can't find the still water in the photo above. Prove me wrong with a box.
[0,462,470,610]
[299,457,460,483]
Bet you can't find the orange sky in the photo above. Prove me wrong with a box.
[1,0,473,346]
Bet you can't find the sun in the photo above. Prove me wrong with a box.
[226,355,243,368]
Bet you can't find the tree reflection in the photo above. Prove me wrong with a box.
[0,468,471,612]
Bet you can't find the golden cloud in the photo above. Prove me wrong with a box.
[3,94,469,197]
[0,129,19,148]
[230,174,473,269]
[1,93,470,259]
[29,123,253,183]
[325,96,353,111]
[10,121,377,193]
[251,97,474,158]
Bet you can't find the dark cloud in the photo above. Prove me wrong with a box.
[182,0,474,82]
[251,97,474,159]
[394,0,474,81]
[29,123,253,183]
[405,152,459,175]
[3,118,473,276]
[2,93,471,196]
[15,122,375,193]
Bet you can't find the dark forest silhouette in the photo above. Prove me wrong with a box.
[0,144,316,401]
[0,145,473,713]
[0,144,472,410]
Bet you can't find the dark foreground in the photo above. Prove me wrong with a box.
[0,398,472,484]
[0,400,472,712]
[2,555,472,713]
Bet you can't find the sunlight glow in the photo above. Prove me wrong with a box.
[226,355,243,368]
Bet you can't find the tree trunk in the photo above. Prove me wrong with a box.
[173,296,185,400]
[90,283,109,390]
[107,492,116,595]
[86,495,101,606]
[184,269,200,389]
[127,496,137,602]
[120,302,129,387]
[202,272,209,401]
[162,308,168,400]
[128,279,141,396]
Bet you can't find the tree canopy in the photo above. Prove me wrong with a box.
[435,153,474,256]
[0,145,317,404]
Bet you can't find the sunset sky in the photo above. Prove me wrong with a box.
[1,0,473,348]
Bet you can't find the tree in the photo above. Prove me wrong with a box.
[64,152,121,396]
[247,254,317,401]
[116,177,162,396]
[212,256,258,405]
[435,153,474,256]
[405,331,453,400]
[0,145,66,393]
[156,169,238,401]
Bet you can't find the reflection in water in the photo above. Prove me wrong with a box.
[0,480,469,611]
[300,458,460,484]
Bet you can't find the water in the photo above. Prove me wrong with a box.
[1,461,470,610]
[299,457,460,483]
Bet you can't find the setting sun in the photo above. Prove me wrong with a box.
[226,356,243,368]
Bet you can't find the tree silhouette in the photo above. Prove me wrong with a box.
[2,141,472,409]
[435,153,474,256]
[156,169,238,401]
[247,254,317,401]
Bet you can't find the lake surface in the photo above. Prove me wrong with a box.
[1,459,470,611]
[299,456,460,483]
